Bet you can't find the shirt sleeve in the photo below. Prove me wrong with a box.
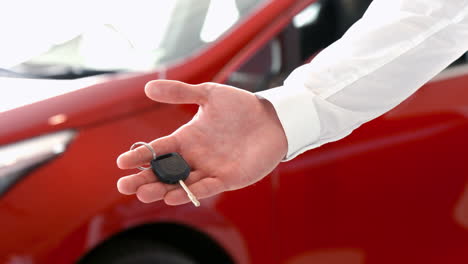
[256,0,468,161]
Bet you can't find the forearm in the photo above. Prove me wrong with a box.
[257,0,468,160]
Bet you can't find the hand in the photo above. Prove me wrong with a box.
[116,80,287,205]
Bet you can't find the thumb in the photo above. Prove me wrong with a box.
[145,80,209,105]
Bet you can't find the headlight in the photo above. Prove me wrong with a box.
[0,130,76,196]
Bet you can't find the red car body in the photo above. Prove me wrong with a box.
[1,0,468,263]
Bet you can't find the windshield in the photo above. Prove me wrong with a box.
[0,0,264,77]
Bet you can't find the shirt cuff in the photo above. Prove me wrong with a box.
[255,85,321,161]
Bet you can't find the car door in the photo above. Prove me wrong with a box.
[220,0,468,263]
[273,60,468,264]
[270,2,468,263]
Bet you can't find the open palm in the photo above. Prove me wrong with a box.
[117,80,287,206]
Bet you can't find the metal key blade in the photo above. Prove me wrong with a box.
[179,180,200,207]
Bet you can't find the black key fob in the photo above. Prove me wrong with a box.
[150,152,191,184]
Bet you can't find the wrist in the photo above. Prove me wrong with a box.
[256,86,321,161]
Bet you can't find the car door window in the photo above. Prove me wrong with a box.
[225,39,282,92]
[225,1,336,92]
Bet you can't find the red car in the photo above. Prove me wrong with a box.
[1,0,468,263]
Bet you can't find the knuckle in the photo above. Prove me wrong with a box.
[134,147,149,163]
[196,82,214,102]
[136,192,152,203]
[141,170,156,184]
[137,186,157,203]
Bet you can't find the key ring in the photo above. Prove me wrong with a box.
[130,142,157,171]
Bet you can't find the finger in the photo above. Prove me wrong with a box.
[136,182,168,203]
[145,80,209,105]
[132,171,204,203]
[164,177,225,206]
[117,136,179,169]
[117,169,157,195]
[184,170,204,185]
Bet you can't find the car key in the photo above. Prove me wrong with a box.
[130,142,200,207]
[150,153,200,207]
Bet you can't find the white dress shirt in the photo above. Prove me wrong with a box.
[257,0,468,160]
